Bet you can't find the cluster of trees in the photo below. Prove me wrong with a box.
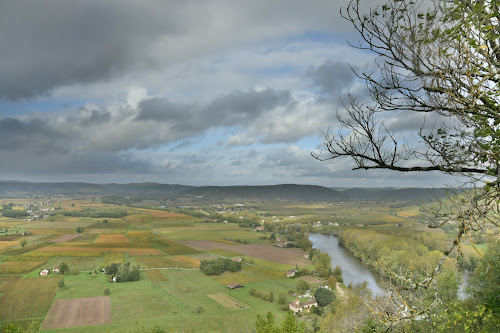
[1,204,29,218]
[275,223,312,251]
[105,262,141,282]
[249,288,274,303]
[338,229,450,281]
[255,311,306,333]
[199,258,241,275]
[62,208,127,218]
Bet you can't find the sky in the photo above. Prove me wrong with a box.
[0,0,456,187]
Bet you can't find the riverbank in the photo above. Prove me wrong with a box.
[309,233,384,295]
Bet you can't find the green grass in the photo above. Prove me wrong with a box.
[43,270,290,332]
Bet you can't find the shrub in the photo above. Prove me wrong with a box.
[104,288,110,295]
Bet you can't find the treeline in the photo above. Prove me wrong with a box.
[200,258,241,275]
[62,208,128,218]
[338,229,451,281]
[1,209,29,218]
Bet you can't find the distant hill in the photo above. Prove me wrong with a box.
[0,181,192,197]
[183,184,349,202]
[338,187,463,202]
[0,181,459,202]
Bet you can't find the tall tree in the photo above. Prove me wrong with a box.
[315,0,499,325]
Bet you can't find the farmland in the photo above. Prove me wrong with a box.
[0,195,488,332]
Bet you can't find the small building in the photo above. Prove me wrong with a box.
[227,282,244,289]
[39,269,49,276]
[300,299,318,310]
[53,267,60,274]
[254,226,265,232]
[318,284,331,291]
[303,254,309,259]
[232,257,243,263]
[275,241,288,248]
[288,298,318,314]
[286,269,298,278]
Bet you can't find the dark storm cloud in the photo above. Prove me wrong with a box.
[0,0,356,100]
[307,59,356,97]
[136,88,293,130]
[0,117,68,153]
[0,0,188,99]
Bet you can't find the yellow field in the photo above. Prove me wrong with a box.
[242,265,285,280]
[100,253,125,268]
[0,260,45,273]
[95,234,129,244]
[0,241,18,250]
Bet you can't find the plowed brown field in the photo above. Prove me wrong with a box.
[182,240,309,266]
[43,296,111,329]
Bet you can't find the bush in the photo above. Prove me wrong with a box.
[104,288,110,295]
[314,287,335,307]
[58,279,65,289]
[59,262,70,275]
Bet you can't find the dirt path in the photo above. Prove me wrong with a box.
[336,282,347,299]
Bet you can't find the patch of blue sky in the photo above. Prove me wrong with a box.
[0,97,97,116]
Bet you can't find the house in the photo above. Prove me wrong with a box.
[254,226,265,232]
[288,298,318,314]
[303,254,309,259]
[275,241,288,248]
[232,257,243,263]
[227,282,244,289]
[39,269,49,276]
[318,284,331,291]
[286,269,298,278]
[53,267,60,274]
[300,299,318,310]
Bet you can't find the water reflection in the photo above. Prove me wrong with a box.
[309,233,384,295]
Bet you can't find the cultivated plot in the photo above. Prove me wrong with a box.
[207,293,250,310]
[43,296,111,329]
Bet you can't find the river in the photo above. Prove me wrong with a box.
[309,233,470,298]
[309,233,385,295]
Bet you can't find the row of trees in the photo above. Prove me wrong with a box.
[62,208,127,218]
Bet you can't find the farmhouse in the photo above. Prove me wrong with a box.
[288,298,318,314]
[286,269,298,278]
[226,282,244,289]
[53,267,60,274]
[39,269,49,276]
